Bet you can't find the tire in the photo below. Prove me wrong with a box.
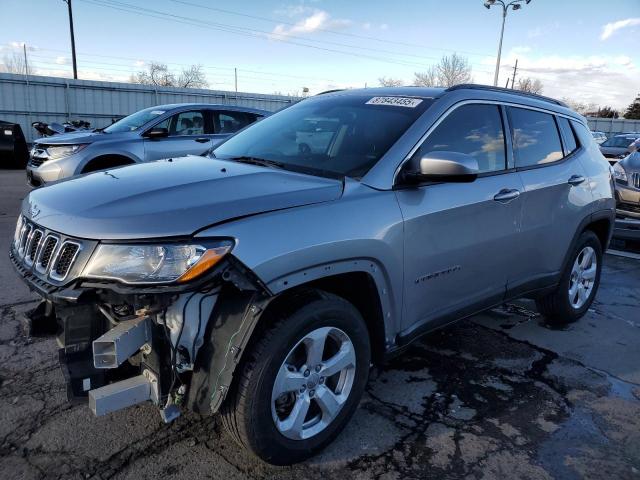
[535,230,602,325]
[221,290,371,465]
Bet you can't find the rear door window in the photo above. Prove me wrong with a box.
[215,111,255,134]
[508,107,563,168]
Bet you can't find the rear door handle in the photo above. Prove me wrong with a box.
[493,188,520,203]
[568,174,586,186]
[194,137,210,143]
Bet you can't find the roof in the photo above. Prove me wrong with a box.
[146,103,269,114]
[318,86,446,99]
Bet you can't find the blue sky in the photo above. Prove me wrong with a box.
[1,0,639,108]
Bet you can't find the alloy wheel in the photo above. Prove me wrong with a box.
[271,326,356,440]
[568,246,597,309]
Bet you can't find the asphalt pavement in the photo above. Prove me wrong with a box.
[1,169,639,479]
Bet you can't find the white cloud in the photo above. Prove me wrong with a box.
[271,10,351,38]
[490,49,639,109]
[134,60,145,67]
[55,56,69,65]
[600,17,640,40]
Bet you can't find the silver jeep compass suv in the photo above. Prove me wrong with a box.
[10,85,615,464]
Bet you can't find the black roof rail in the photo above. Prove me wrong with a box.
[316,89,345,96]
[445,84,568,107]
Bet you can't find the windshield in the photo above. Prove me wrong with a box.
[602,136,636,148]
[213,94,433,179]
[104,107,168,133]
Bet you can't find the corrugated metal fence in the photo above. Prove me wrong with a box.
[0,73,299,143]
[587,117,640,136]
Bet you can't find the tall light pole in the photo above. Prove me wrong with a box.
[484,0,531,86]
[63,0,78,79]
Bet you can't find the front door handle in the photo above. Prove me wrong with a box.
[568,174,586,186]
[493,188,521,203]
[194,137,210,143]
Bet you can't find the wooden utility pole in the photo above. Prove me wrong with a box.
[510,59,518,89]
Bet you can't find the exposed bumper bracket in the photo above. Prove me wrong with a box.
[93,316,151,369]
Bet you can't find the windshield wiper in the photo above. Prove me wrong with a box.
[228,156,285,170]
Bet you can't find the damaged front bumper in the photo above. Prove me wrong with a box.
[11,246,271,423]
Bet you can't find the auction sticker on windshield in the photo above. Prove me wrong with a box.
[366,97,423,108]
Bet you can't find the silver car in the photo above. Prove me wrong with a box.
[11,85,614,464]
[26,103,268,186]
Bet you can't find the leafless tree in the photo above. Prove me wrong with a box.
[516,77,543,94]
[413,53,472,88]
[177,64,208,89]
[1,51,33,75]
[132,62,208,88]
[378,76,404,87]
[561,98,598,116]
[413,66,438,87]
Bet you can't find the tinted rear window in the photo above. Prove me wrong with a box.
[509,107,563,168]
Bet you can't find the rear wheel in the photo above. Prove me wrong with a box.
[221,291,371,465]
[535,230,602,324]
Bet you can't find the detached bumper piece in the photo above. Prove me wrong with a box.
[90,370,159,416]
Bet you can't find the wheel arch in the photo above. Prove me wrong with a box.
[560,209,614,276]
[186,259,393,416]
[79,153,138,173]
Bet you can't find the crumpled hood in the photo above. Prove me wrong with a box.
[22,156,343,239]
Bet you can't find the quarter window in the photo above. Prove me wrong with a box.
[556,117,578,155]
[509,107,563,167]
[413,104,506,173]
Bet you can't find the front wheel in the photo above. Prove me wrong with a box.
[221,291,371,465]
[535,230,603,324]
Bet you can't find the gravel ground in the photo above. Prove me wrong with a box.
[1,169,639,479]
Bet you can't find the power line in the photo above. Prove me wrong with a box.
[168,0,495,59]
[78,0,496,72]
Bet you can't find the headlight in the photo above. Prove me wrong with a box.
[46,144,88,160]
[13,215,23,249]
[613,162,627,182]
[82,240,233,284]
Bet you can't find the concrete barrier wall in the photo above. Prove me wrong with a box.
[0,73,299,142]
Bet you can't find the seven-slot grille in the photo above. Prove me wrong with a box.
[14,218,83,282]
[631,172,640,190]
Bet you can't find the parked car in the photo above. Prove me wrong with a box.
[26,103,268,186]
[591,130,607,144]
[599,133,639,163]
[11,85,614,465]
[612,151,640,241]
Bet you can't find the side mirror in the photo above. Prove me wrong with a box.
[403,151,479,184]
[144,127,169,139]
